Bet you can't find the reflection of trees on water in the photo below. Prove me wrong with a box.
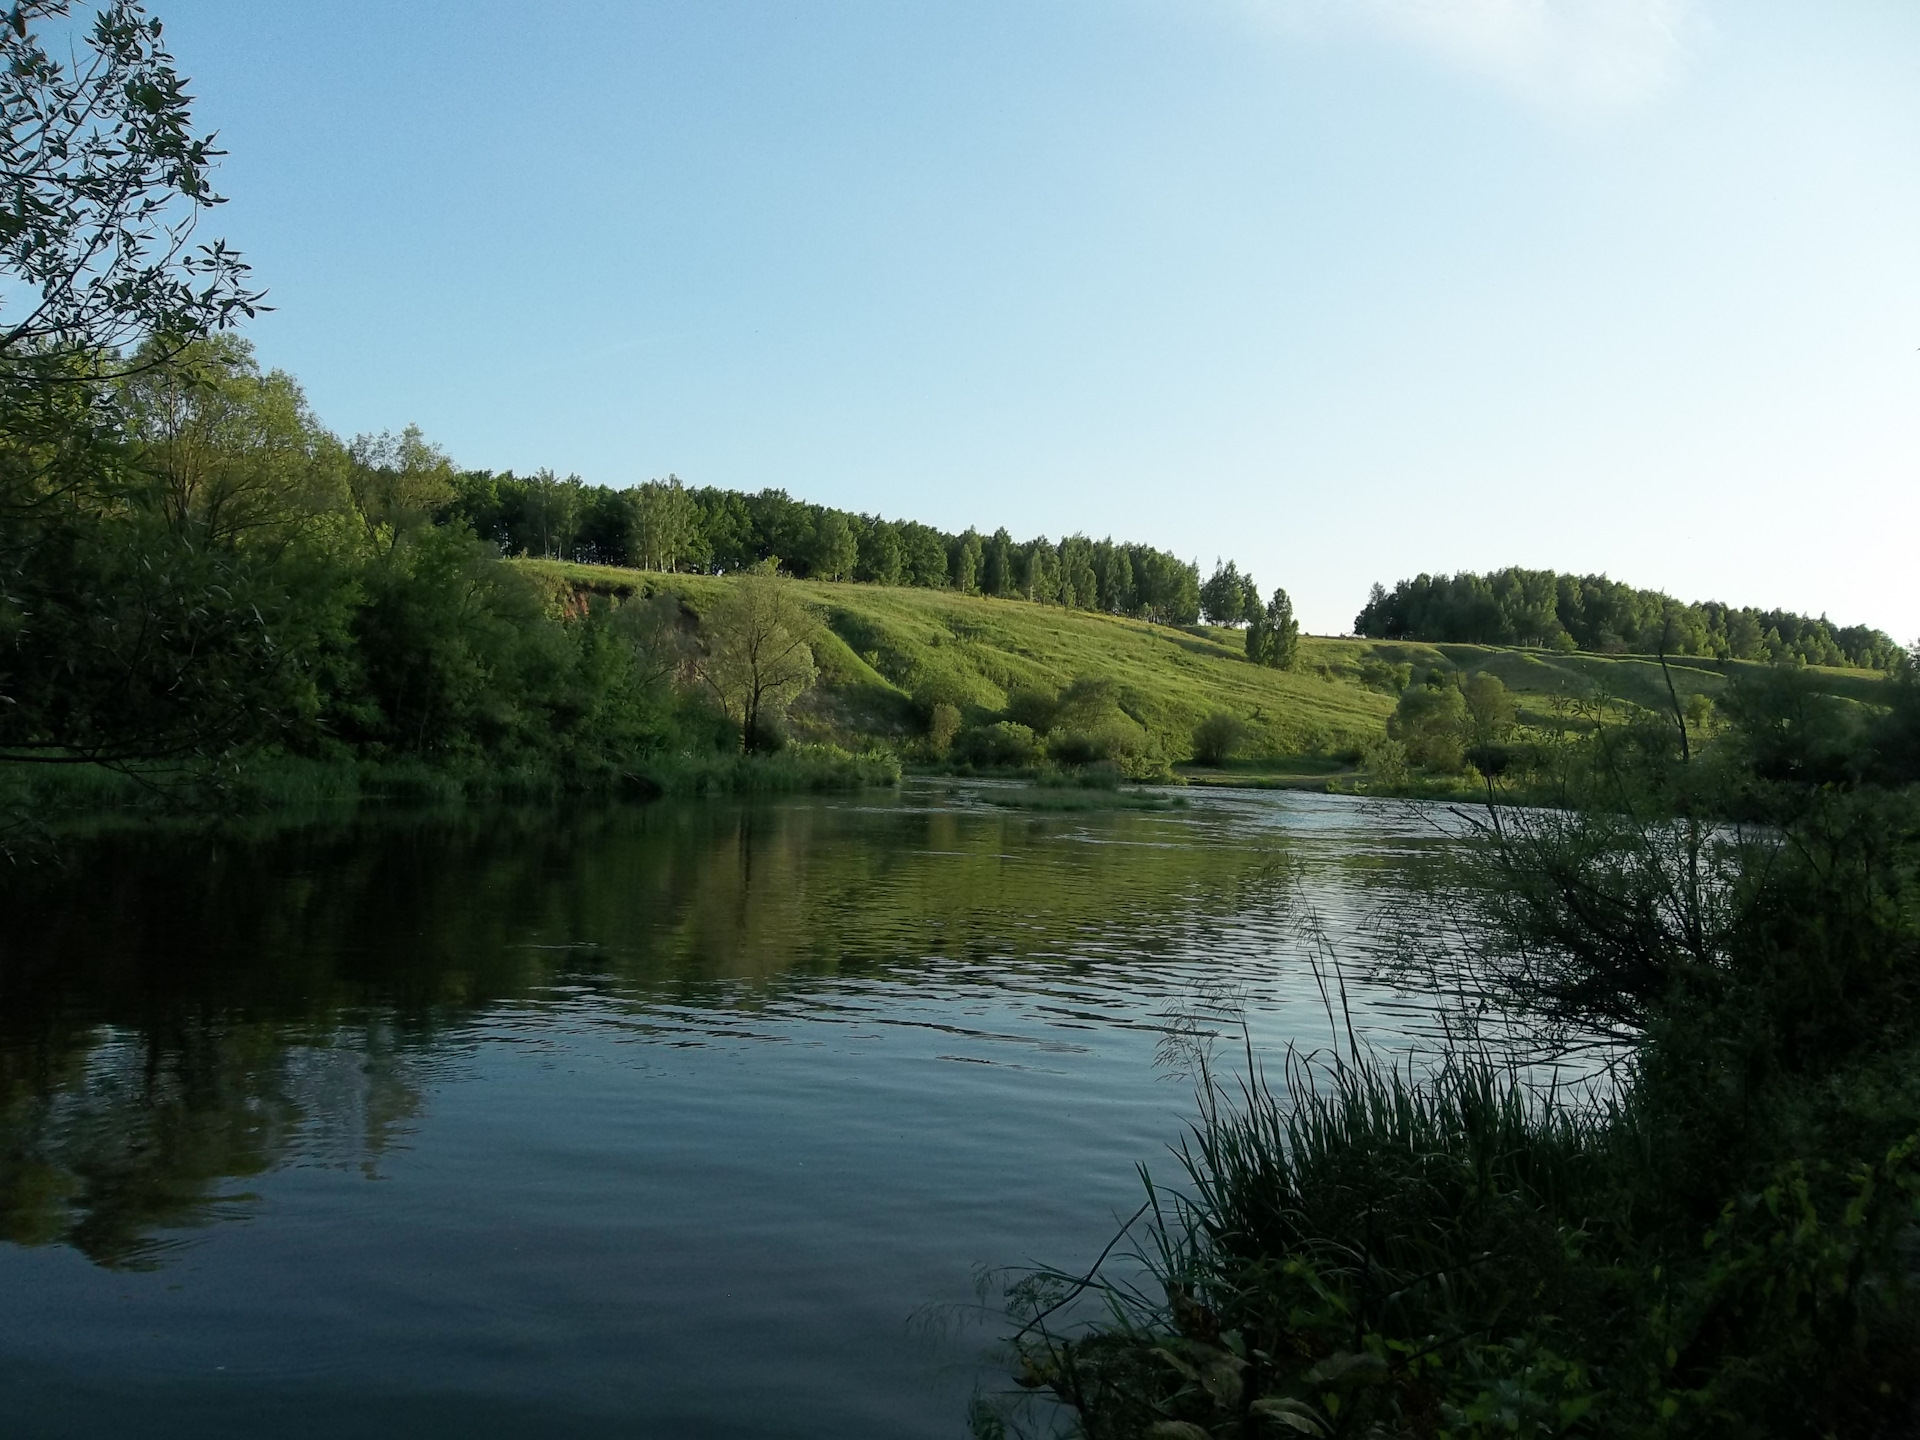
[0,796,1299,1268]
[0,1017,423,1269]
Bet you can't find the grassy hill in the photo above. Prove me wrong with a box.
[518,560,1888,777]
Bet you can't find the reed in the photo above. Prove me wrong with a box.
[981,753,1920,1438]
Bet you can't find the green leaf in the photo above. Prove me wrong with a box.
[1250,1397,1329,1436]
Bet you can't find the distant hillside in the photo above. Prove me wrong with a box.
[523,561,1391,756]
[451,477,1906,674]
[522,561,1888,771]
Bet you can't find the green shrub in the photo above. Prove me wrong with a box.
[1388,683,1468,771]
[1044,730,1109,766]
[1359,733,1409,787]
[1002,686,1059,735]
[926,701,962,757]
[952,721,1039,769]
[1359,658,1413,694]
[1190,711,1250,766]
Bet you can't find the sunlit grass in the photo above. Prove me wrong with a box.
[520,562,1886,777]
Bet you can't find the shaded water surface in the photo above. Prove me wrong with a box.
[0,783,1471,1437]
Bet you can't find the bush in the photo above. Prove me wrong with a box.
[926,701,962,757]
[1190,711,1250,766]
[1045,730,1109,766]
[952,720,1039,769]
[988,1036,1920,1440]
[1388,683,1468,771]
[1359,733,1409,787]
[1359,658,1413,694]
[1002,687,1059,735]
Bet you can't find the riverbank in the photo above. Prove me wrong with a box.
[0,746,900,826]
[982,694,1920,1439]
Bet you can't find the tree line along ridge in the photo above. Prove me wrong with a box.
[447,471,1898,671]
[1354,567,1898,670]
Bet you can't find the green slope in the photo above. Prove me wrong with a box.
[1312,636,1889,727]
[521,561,1393,756]
[519,561,1887,765]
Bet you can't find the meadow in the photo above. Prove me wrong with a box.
[517,560,1887,785]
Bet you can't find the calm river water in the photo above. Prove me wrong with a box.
[0,782,1474,1438]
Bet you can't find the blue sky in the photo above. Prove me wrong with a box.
[160,1,1918,637]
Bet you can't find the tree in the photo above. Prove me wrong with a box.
[1095,539,1134,614]
[1462,672,1513,732]
[348,426,455,555]
[854,518,901,585]
[983,528,1015,597]
[609,591,690,693]
[1462,671,1516,772]
[808,509,857,581]
[1200,560,1247,626]
[697,574,818,752]
[899,522,949,588]
[926,701,962,757]
[571,482,633,566]
[1725,609,1767,661]
[523,467,584,560]
[629,474,696,571]
[1130,548,1200,624]
[1021,537,1058,603]
[693,487,757,572]
[1059,535,1098,610]
[0,2,288,777]
[1246,586,1299,669]
[0,0,263,380]
[1354,568,1898,671]
[117,334,344,547]
[1245,611,1271,665]
[1239,571,1261,626]
[0,502,301,767]
[949,528,982,593]
[1388,683,1468,772]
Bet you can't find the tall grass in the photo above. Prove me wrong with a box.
[986,1036,1920,1439]
[981,766,1920,1438]
[984,1039,1620,1440]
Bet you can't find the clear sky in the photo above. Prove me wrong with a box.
[157,0,1918,638]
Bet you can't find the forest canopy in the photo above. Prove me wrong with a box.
[435,470,1205,625]
[1355,567,1901,670]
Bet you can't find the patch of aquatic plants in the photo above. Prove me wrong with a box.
[982,787,1189,814]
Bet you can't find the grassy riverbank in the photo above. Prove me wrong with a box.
[979,670,1920,1439]
[0,747,900,825]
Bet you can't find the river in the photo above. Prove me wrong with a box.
[0,781,1478,1438]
